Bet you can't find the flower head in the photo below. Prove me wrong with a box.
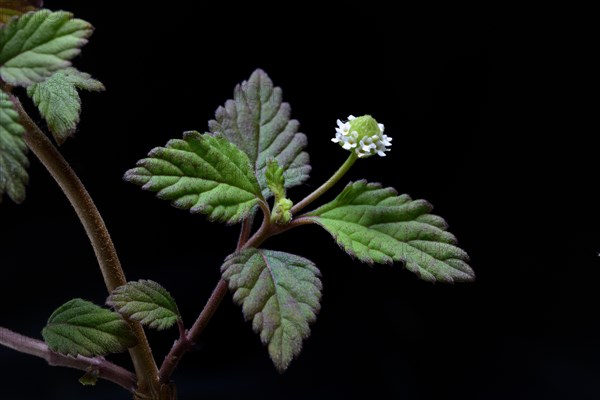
[331,115,392,158]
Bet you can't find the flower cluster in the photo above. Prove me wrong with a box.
[331,115,392,158]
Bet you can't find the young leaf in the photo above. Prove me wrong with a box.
[107,280,180,331]
[209,69,310,198]
[308,180,474,283]
[221,248,322,373]
[124,132,263,224]
[0,10,93,86]
[42,298,137,357]
[0,0,42,26]
[0,89,29,204]
[265,159,285,199]
[26,67,105,144]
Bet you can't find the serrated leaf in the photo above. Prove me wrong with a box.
[124,131,263,224]
[107,280,180,331]
[308,180,474,283]
[265,159,285,199]
[222,248,322,372]
[0,10,93,86]
[0,0,42,26]
[209,69,310,198]
[42,298,137,357]
[0,89,28,203]
[26,67,104,144]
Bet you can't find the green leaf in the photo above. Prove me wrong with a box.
[265,159,285,199]
[222,248,322,372]
[42,298,137,357]
[0,1,42,26]
[209,69,310,198]
[124,132,263,224]
[26,67,104,144]
[0,10,93,86]
[0,89,28,204]
[308,180,474,283]
[107,280,180,331]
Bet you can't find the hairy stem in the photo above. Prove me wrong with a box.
[10,95,160,396]
[237,213,254,249]
[158,209,318,383]
[157,145,350,382]
[291,152,358,215]
[0,326,136,392]
[159,213,273,383]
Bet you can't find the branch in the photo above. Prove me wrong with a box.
[0,326,136,392]
[158,216,255,383]
[291,152,357,215]
[9,94,160,395]
[158,212,317,383]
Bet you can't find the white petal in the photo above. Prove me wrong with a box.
[332,138,340,143]
[337,119,344,127]
[378,123,385,133]
[348,115,356,120]
[342,142,353,150]
[377,151,386,156]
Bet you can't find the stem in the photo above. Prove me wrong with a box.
[291,152,358,215]
[10,96,160,395]
[158,279,229,383]
[159,145,353,382]
[237,213,254,250]
[0,326,136,392]
[159,211,272,383]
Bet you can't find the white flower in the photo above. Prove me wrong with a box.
[331,115,392,158]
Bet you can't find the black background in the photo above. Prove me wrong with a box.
[0,2,597,400]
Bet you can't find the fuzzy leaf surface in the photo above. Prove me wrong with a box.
[124,132,262,224]
[0,10,92,86]
[0,89,28,203]
[209,69,310,197]
[26,67,104,144]
[107,280,180,331]
[221,248,322,372]
[308,180,474,283]
[42,298,137,357]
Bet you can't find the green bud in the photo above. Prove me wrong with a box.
[348,115,381,141]
[271,198,293,225]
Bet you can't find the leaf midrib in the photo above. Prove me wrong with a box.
[314,216,460,263]
[1,12,73,66]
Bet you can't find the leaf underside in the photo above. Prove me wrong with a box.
[0,89,29,203]
[309,180,474,283]
[26,67,104,144]
[42,298,137,357]
[209,69,310,198]
[222,248,322,373]
[107,280,180,331]
[124,131,262,224]
[0,10,93,86]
